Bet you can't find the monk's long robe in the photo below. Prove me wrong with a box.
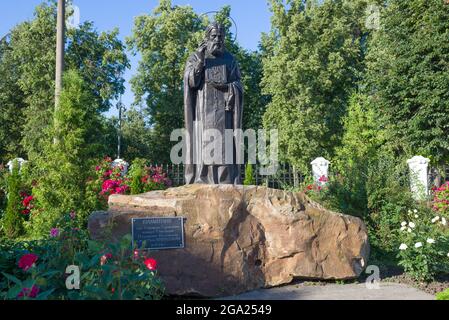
[183,50,243,185]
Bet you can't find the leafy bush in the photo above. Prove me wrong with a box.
[243,164,255,186]
[0,212,165,300]
[128,158,146,194]
[436,288,449,300]
[2,161,24,238]
[138,165,171,193]
[396,208,449,282]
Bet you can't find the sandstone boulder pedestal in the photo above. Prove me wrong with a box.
[88,185,370,297]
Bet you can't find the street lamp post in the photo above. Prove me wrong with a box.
[116,97,126,160]
[55,0,66,137]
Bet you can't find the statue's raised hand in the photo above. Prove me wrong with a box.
[193,44,207,72]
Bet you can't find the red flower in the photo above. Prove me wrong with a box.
[100,253,113,266]
[18,253,38,271]
[95,166,101,171]
[103,170,113,178]
[144,258,157,271]
[306,185,314,190]
[21,209,31,215]
[17,285,39,299]
[22,195,34,207]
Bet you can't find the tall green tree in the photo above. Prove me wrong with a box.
[0,1,129,162]
[0,37,27,163]
[29,70,97,237]
[120,107,153,161]
[364,0,449,169]
[262,0,371,173]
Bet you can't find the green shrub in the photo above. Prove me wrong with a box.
[139,165,171,192]
[128,158,146,195]
[2,161,24,238]
[243,164,255,186]
[436,288,449,301]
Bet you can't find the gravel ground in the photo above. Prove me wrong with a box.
[340,265,449,296]
[380,273,449,296]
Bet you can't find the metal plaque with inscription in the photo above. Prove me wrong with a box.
[132,217,185,250]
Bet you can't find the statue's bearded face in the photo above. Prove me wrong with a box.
[207,28,225,56]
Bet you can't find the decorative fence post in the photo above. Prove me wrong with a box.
[112,158,129,176]
[6,158,27,173]
[311,157,330,185]
[407,156,430,201]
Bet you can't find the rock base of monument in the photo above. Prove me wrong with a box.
[88,184,370,297]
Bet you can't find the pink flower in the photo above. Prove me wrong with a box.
[95,166,101,171]
[50,228,60,238]
[21,209,30,215]
[144,258,157,271]
[18,254,38,271]
[17,285,39,299]
[103,170,113,178]
[319,175,329,183]
[133,250,140,259]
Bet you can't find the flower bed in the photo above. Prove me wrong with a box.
[0,212,165,300]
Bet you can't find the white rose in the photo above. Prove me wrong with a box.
[414,215,419,219]
[399,244,408,250]
[415,242,423,248]
[407,228,412,233]
[400,226,407,231]
[401,221,407,227]
[413,209,418,214]
[426,239,435,244]
[441,218,447,226]
[409,222,416,228]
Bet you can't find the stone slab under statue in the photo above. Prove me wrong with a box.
[89,184,370,297]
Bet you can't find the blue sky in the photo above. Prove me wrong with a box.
[0,0,272,117]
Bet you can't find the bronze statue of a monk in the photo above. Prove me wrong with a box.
[183,23,244,185]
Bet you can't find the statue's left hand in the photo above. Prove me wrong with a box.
[208,80,229,91]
